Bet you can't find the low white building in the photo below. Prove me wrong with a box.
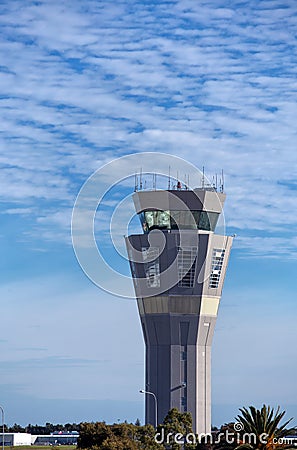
[0,432,78,446]
[0,433,32,446]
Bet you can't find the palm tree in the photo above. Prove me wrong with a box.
[235,405,294,450]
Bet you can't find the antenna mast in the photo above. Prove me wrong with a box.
[152,173,157,190]
[202,166,205,189]
[134,172,138,192]
[140,168,143,190]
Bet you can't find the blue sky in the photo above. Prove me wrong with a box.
[1,0,297,427]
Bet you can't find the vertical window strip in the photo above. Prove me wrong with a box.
[209,248,225,288]
[177,247,197,288]
[142,247,160,288]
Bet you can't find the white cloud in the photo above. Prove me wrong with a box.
[0,0,297,260]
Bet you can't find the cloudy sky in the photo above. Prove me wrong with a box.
[1,0,297,427]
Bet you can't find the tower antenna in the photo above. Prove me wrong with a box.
[202,166,205,189]
[134,172,138,192]
[168,166,171,190]
[152,173,156,190]
[140,168,143,190]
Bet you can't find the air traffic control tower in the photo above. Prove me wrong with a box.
[125,178,233,434]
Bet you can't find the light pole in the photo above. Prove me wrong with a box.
[139,389,157,428]
[0,405,4,450]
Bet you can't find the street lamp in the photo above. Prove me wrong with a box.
[0,405,4,450]
[139,389,157,428]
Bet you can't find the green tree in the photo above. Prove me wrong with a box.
[78,410,195,449]
[135,423,162,449]
[78,422,112,448]
[156,408,196,450]
[99,434,139,450]
[111,422,137,443]
[235,405,294,450]
[8,423,25,432]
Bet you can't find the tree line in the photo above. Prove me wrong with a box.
[3,422,80,434]
[76,405,296,450]
[3,405,297,450]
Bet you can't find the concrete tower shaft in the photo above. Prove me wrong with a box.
[125,187,233,434]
